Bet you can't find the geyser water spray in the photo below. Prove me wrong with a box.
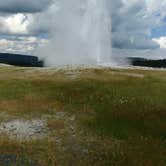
[37,0,112,66]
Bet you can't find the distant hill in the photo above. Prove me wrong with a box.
[129,57,166,68]
[0,53,43,67]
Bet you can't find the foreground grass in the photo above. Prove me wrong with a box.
[0,66,165,165]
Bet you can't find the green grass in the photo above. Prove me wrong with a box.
[0,67,165,165]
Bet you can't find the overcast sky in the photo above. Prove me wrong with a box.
[0,0,166,58]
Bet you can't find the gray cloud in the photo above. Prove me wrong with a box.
[0,0,52,13]
[110,0,161,49]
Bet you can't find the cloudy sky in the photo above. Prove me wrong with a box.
[0,0,166,59]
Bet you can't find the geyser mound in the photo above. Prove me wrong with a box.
[37,0,112,66]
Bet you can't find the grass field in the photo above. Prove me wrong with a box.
[0,66,165,166]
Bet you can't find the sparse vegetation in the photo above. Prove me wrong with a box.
[0,66,165,165]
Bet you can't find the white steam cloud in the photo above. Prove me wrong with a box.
[36,0,112,66]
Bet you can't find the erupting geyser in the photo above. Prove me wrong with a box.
[37,0,112,66]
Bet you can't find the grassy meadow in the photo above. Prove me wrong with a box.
[0,66,165,165]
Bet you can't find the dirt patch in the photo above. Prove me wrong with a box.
[0,119,48,140]
[111,71,145,78]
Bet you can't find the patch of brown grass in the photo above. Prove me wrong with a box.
[47,120,65,130]
[0,100,19,115]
